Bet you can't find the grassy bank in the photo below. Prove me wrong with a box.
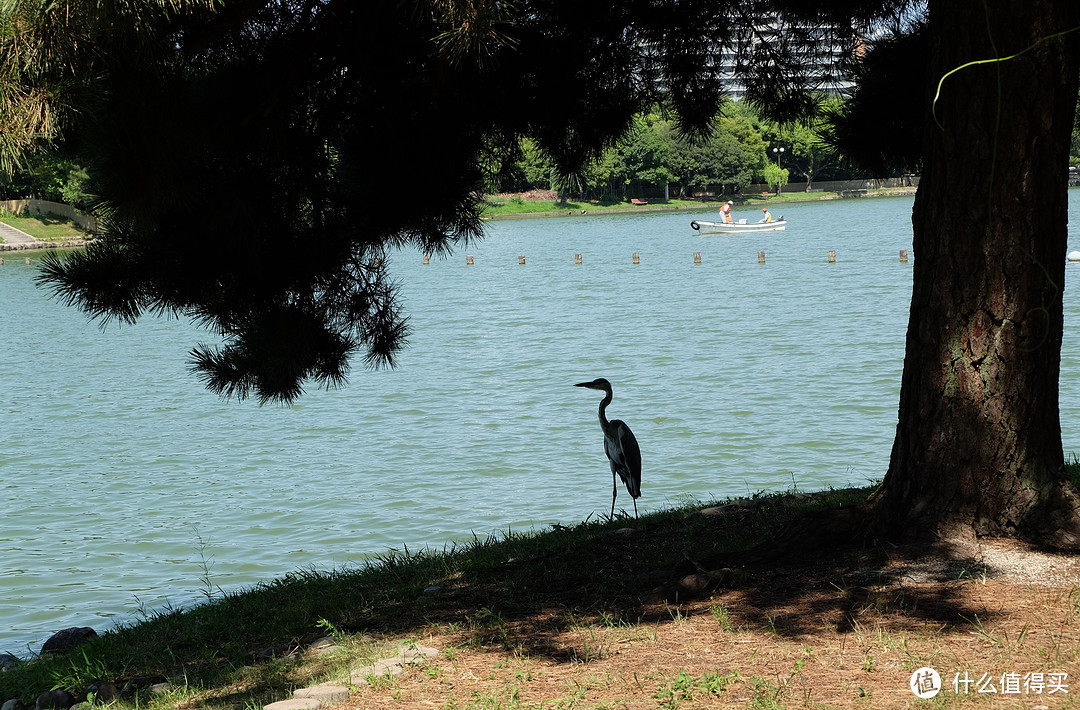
[481,187,918,219]
[2,479,1079,710]
[0,211,88,243]
[1,487,866,705]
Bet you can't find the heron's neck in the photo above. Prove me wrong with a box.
[597,390,613,429]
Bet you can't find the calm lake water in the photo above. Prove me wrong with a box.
[3,194,1080,655]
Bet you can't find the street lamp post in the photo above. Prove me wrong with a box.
[772,147,785,196]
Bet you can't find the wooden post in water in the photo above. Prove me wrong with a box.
[518,255,525,265]
[574,253,582,265]
[24,257,30,265]
[466,255,474,265]
[828,250,836,263]
[900,249,909,263]
[693,252,701,264]
[632,252,640,264]
[423,253,430,265]
[758,251,766,264]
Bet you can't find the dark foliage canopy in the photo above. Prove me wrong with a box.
[22,0,911,403]
[819,19,926,175]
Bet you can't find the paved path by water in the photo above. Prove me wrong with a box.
[0,221,88,253]
[0,221,40,246]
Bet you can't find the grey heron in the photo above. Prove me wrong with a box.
[574,377,641,519]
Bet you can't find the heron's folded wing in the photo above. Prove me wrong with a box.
[615,422,641,498]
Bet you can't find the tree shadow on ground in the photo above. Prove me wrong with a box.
[372,500,1056,665]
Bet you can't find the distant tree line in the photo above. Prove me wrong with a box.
[11,91,1080,208]
[491,86,1080,200]
[0,99,860,207]
[485,98,870,201]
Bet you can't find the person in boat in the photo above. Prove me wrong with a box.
[760,208,772,223]
[721,200,734,223]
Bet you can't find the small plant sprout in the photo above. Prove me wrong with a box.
[315,618,346,643]
[709,599,734,631]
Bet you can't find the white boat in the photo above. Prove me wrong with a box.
[690,217,787,234]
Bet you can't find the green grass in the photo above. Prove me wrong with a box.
[1067,453,1080,488]
[0,486,872,710]
[480,186,916,218]
[0,211,88,242]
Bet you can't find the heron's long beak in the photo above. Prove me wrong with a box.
[574,381,592,388]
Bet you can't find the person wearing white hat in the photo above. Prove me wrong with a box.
[720,200,734,223]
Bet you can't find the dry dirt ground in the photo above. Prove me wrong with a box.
[342,539,1079,709]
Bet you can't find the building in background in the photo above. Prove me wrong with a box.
[717,14,861,100]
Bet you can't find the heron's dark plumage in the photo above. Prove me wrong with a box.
[574,377,641,518]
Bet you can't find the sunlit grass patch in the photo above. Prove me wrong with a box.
[0,210,87,241]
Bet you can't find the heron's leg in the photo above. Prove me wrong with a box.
[611,471,618,521]
[633,498,638,519]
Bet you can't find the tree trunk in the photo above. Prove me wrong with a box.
[869,0,1080,547]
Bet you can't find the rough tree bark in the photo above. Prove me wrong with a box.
[868,0,1080,547]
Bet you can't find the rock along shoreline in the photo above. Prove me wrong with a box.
[0,239,89,253]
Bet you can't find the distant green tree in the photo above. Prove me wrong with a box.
[516,138,555,191]
[763,162,789,192]
[721,114,769,176]
[745,95,854,189]
[481,136,555,194]
[3,154,92,205]
[61,165,91,206]
[620,115,674,196]
[578,115,674,201]
[584,144,629,201]
[663,115,765,195]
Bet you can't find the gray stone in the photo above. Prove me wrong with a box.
[85,682,119,702]
[264,699,320,710]
[2,699,27,710]
[305,637,342,657]
[351,642,438,686]
[121,676,162,694]
[41,628,97,655]
[293,685,348,704]
[0,653,18,671]
[312,645,345,658]
[34,690,75,710]
[351,657,404,685]
[396,642,439,665]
